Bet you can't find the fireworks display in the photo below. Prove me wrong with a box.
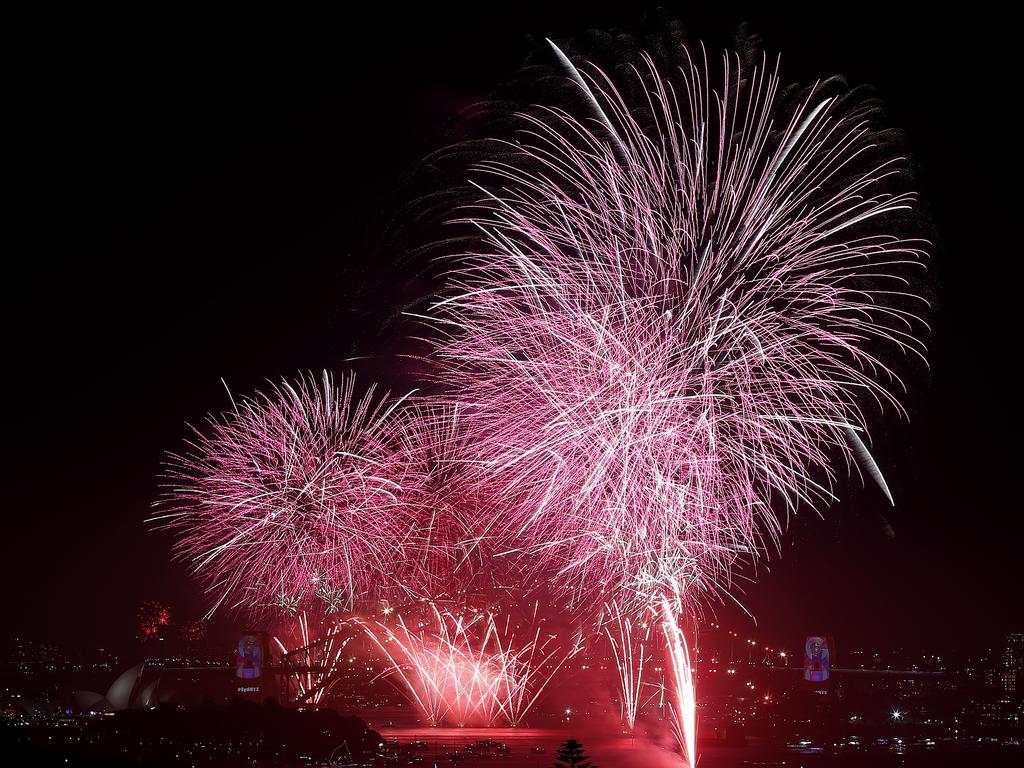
[601,602,653,729]
[358,602,579,727]
[390,403,505,601]
[136,601,172,643]
[178,619,208,643]
[155,31,926,765]
[154,372,413,614]
[422,39,926,755]
[427,42,926,614]
[273,612,354,705]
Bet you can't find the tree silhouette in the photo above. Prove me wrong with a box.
[553,738,597,768]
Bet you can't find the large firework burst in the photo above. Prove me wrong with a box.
[426,42,928,614]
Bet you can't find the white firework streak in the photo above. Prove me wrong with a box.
[273,612,352,705]
[356,604,581,727]
[602,603,653,729]
[662,599,697,767]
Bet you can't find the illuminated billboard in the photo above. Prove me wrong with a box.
[804,636,830,682]
[236,633,265,680]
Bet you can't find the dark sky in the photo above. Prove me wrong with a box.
[7,7,1016,655]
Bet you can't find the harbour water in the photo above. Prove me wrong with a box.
[367,726,1022,767]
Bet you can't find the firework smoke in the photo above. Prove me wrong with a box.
[391,403,513,601]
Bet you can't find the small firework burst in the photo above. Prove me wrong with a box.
[137,600,172,643]
[154,372,414,614]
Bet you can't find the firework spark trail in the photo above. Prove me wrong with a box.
[602,604,651,729]
[392,403,513,600]
[661,600,697,767]
[153,371,414,614]
[498,608,585,727]
[358,611,448,725]
[357,604,578,726]
[426,42,928,615]
[273,612,352,705]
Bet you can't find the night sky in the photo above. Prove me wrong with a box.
[7,7,1016,655]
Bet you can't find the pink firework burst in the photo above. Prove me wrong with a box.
[427,43,928,614]
[392,402,525,602]
[154,371,413,614]
[391,404,486,600]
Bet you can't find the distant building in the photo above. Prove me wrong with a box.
[1003,633,1022,671]
[73,663,167,713]
[984,633,1023,698]
[1002,633,1022,696]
